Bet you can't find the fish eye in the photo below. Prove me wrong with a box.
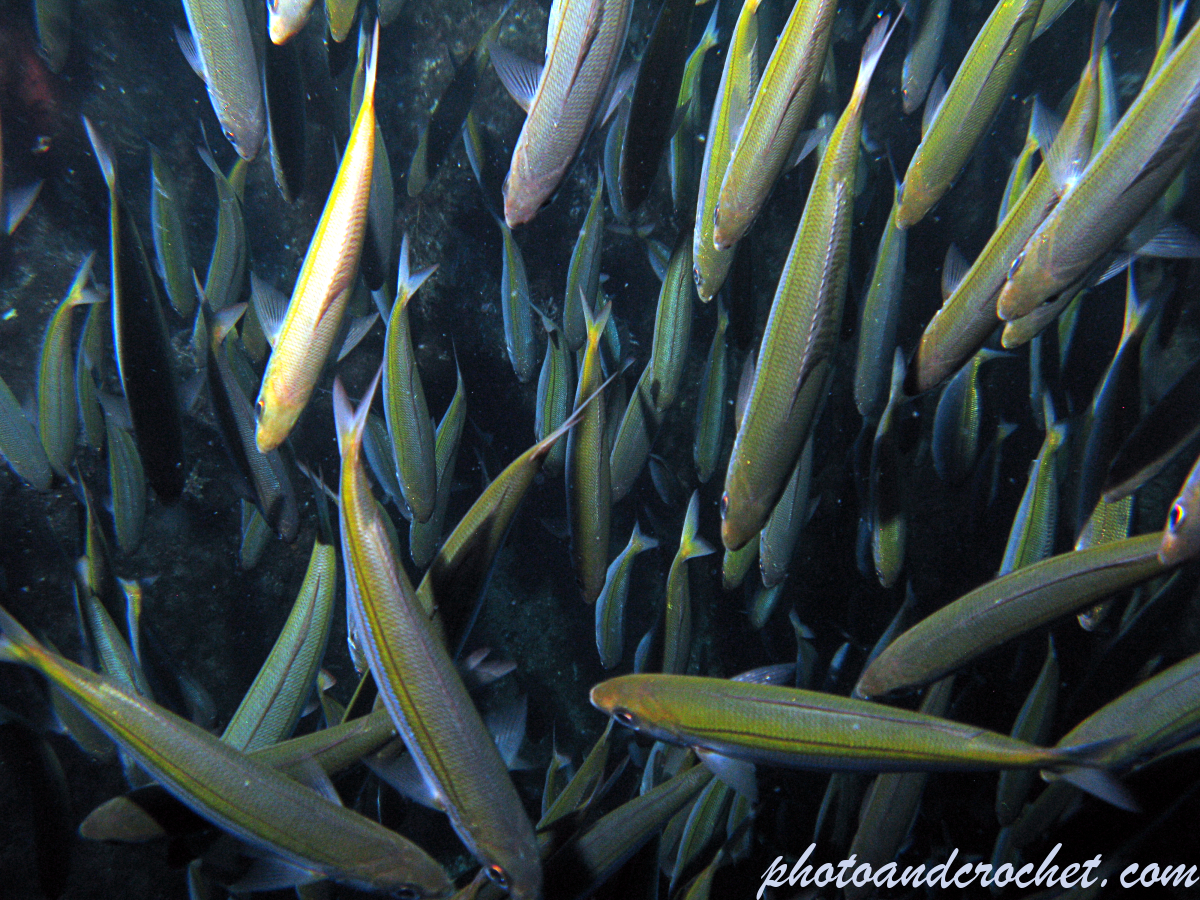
[719,493,729,518]
[1007,252,1023,280]
[255,398,266,420]
[613,707,637,727]
[391,888,420,900]
[1169,503,1186,533]
[485,865,509,889]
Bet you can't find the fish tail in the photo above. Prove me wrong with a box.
[210,302,248,350]
[396,233,438,309]
[0,605,42,667]
[333,366,383,456]
[680,491,716,560]
[632,521,659,554]
[581,294,612,351]
[1044,736,1140,812]
[699,0,721,50]
[82,117,116,192]
[65,253,99,305]
[853,11,901,104]
[1089,3,1115,72]
[536,365,625,458]
[364,17,380,111]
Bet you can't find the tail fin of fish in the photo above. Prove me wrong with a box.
[82,117,116,192]
[333,366,383,456]
[396,233,438,310]
[1046,736,1140,812]
[0,605,41,667]
[680,491,716,560]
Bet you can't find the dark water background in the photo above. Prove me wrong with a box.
[1,0,1200,897]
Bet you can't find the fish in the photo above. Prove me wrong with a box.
[895,0,1045,229]
[534,312,574,476]
[567,297,613,605]
[268,0,318,44]
[618,0,696,212]
[326,0,361,43]
[853,180,906,420]
[103,413,147,554]
[410,361,468,569]
[901,0,951,115]
[998,7,1200,318]
[199,148,248,313]
[408,1,513,197]
[563,172,606,351]
[692,0,760,302]
[931,347,1006,484]
[869,352,907,589]
[996,636,1058,826]
[669,2,721,216]
[591,674,1131,810]
[596,522,659,669]
[37,254,100,476]
[904,1,1110,394]
[713,0,838,251]
[497,216,537,383]
[1160,450,1200,566]
[149,147,197,318]
[264,33,308,203]
[255,22,378,452]
[760,435,813,589]
[383,235,438,525]
[334,369,542,899]
[856,532,1174,698]
[176,0,265,160]
[721,15,896,550]
[694,302,729,484]
[662,491,716,674]
[85,118,186,503]
[493,0,633,225]
[0,605,452,895]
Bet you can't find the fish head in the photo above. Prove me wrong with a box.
[719,477,763,553]
[1159,498,1199,567]
[589,676,681,744]
[997,243,1060,321]
[267,0,312,45]
[254,385,299,453]
[482,849,543,900]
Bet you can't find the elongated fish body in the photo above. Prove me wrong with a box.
[501,0,632,226]
[256,25,377,452]
[896,0,1045,229]
[0,371,52,490]
[856,532,1172,698]
[535,315,574,475]
[693,0,759,302]
[567,298,613,605]
[498,220,537,382]
[410,364,467,569]
[713,0,837,251]
[38,254,99,476]
[264,34,308,204]
[85,118,186,503]
[760,435,813,589]
[853,185,906,418]
[619,0,694,212]
[563,173,605,351]
[670,3,720,216]
[149,148,197,318]
[1057,648,1200,771]
[844,676,956,900]
[592,674,1107,775]
[383,236,438,524]
[335,371,541,898]
[999,402,1065,575]
[206,303,299,542]
[907,3,1109,395]
[0,606,451,895]
[931,347,1006,483]
[721,18,895,550]
[662,491,715,674]
[996,637,1058,826]
[694,302,729,483]
[596,522,658,669]
[999,9,1200,318]
[179,0,265,160]
[902,0,951,114]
